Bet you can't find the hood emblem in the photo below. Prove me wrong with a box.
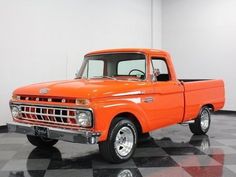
[39,88,49,94]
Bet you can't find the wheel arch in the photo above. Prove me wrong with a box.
[202,103,214,111]
[95,100,150,142]
[110,112,143,137]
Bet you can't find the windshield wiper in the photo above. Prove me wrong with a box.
[92,76,117,80]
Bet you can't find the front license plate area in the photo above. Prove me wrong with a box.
[35,126,48,138]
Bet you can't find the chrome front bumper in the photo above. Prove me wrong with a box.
[7,122,100,144]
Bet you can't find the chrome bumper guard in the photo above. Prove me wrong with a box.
[7,122,100,144]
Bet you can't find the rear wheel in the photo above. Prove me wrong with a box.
[27,135,58,147]
[99,118,137,163]
[189,106,211,135]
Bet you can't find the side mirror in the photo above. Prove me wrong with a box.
[151,74,157,82]
[75,72,80,79]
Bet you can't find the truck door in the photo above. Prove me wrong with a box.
[148,57,184,130]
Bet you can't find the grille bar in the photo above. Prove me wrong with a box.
[19,105,77,126]
[20,112,74,119]
[17,96,76,104]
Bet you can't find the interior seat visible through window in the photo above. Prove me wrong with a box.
[151,58,170,81]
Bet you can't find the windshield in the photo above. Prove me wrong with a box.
[77,53,146,81]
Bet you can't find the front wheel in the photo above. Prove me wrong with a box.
[27,135,58,147]
[99,118,137,163]
[189,106,211,135]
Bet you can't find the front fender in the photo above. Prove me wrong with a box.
[91,97,150,141]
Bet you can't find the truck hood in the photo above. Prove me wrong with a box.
[13,79,151,99]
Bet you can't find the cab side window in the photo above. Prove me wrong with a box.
[151,58,170,81]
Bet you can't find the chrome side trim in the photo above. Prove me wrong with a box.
[113,91,143,97]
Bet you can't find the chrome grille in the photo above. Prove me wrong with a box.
[19,105,77,125]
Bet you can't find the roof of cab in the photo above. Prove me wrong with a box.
[85,48,168,56]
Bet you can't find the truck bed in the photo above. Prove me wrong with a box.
[179,79,225,122]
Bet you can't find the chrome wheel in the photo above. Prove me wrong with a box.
[117,169,132,177]
[200,109,210,131]
[189,107,211,135]
[114,126,134,157]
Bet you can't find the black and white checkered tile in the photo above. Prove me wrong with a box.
[0,113,236,177]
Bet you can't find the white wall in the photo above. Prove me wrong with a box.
[162,0,236,111]
[153,0,162,48]
[0,0,162,125]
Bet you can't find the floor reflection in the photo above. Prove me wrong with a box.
[9,171,24,177]
[1,133,233,177]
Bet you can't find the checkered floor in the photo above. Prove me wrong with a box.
[1,112,236,177]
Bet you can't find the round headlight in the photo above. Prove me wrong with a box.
[11,106,21,118]
[76,111,92,127]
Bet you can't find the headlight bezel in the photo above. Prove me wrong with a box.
[76,109,93,128]
[11,106,21,118]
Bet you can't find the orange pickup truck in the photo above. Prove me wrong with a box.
[8,48,225,163]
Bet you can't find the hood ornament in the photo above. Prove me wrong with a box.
[39,88,49,94]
